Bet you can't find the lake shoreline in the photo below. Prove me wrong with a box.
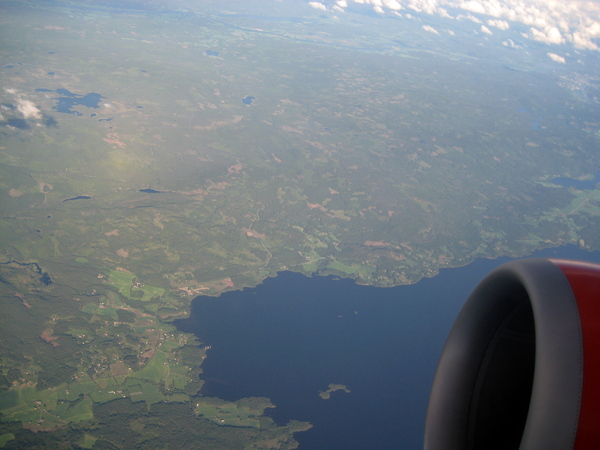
[175,245,600,449]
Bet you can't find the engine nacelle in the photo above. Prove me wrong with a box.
[424,258,600,450]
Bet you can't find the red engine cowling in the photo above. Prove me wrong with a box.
[424,258,600,450]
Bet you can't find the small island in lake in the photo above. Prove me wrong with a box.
[319,384,351,400]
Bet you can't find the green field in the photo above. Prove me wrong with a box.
[195,397,275,428]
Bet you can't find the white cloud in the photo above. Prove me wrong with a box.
[407,0,445,15]
[309,1,327,11]
[547,52,566,63]
[487,19,509,30]
[571,32,599,51]
[480,25,492,35]
[502,38,521,48]
[17,99,41,120]
[460,1,485,15]
[458,13,482,23]
[527,26,565,45]
[385,0,402,10]
[422,25,440,34]
[569,20,600,50]
[437,8,452,18]
[317,0,600,51]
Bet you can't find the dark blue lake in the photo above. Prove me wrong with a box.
[35,88,104,115]
[551,170,600,190]
[174,245,600,449]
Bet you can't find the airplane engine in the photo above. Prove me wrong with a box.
[424,258,600,450]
